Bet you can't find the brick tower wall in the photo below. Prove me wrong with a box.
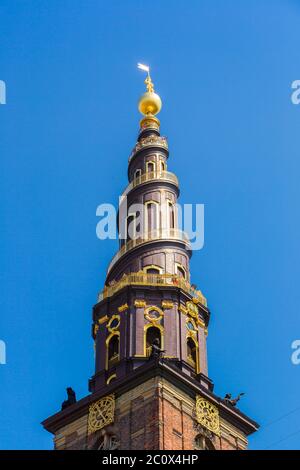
[52,376,249,450]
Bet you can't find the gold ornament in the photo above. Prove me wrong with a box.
[106,315,120,333]
[179,304,188,315]
[88,395,115,434]
[134,299,146,308]
[162,300,174,309]
[118,303,129,313]
[137,63,162,116]
[144,305,163,323]
[138,91,162,116]
[186,301,199,318]
[195,396,220,435]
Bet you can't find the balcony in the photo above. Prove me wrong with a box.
[98,271,207,307]
[107,229,191,274]
[129,135,168,162]
[123,170,179,196]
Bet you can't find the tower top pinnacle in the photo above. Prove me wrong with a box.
[137,63,162,116]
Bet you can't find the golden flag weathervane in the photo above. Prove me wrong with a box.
[137,63,154,93]
[137,63,162,116]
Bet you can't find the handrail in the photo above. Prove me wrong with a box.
[98,272,207,307]
[123,170,179,196]
[107,229,191,274]
[129,135,168,162]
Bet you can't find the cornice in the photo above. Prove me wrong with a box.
[42,359,258,436]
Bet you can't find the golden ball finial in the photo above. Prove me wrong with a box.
[137,63,162,116]
[138,91,162,116]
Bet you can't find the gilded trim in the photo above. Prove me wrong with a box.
[106,314,120,333]
[179,305,188,315]
[162,300,174,309]
[186,301,199,318]
[144,305,164,323]
[118,303,129,313]
[106,373,117,385]
[143,264,163,274]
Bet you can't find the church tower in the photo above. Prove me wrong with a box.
[42,68,258,450]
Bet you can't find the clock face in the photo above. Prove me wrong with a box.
[195,397,220,435]
[88,395,115,434]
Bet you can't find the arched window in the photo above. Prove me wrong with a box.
[94,433,119,450]
[126,214,136,241]
[146,161,155,174]
[145,326,161,357]
[107,334,120,367]
[144,265,161,275]
[187,337,197,371]
[194,434,215,450]
[168,201,175,229]
[176,265,186,279]
[160,160,166,172]
[134,169,142,182]
[145,201,159,234]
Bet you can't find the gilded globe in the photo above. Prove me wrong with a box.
[138,91,162,116]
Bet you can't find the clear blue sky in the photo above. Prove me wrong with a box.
[1,0,300,450]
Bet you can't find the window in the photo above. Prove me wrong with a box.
[107,334,120,366]
[187,320,195,331]
[144,265,161,275]
[107,316,120,331]
[146,268,160,274]
[144,306,163,323]
[146,326,161,357]
[146,161,155,174]
[160,160,166,172]
[145,201,159,234]
[146,310,162,321]
[187,337,197,371]
[176,266,186,279]
[194,434,215,450]
[95,433,119,450]
[134,169,142,182]
[126,214,136,240]
[168,201,175,229]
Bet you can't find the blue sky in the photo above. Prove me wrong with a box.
[1,0,300,450]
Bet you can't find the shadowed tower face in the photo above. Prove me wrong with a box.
[42,67,258,450]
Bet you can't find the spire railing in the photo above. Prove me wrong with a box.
[107,229,191,274]
[98,271,207,307]
[129,135,168,162]
[123,170,179,196]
